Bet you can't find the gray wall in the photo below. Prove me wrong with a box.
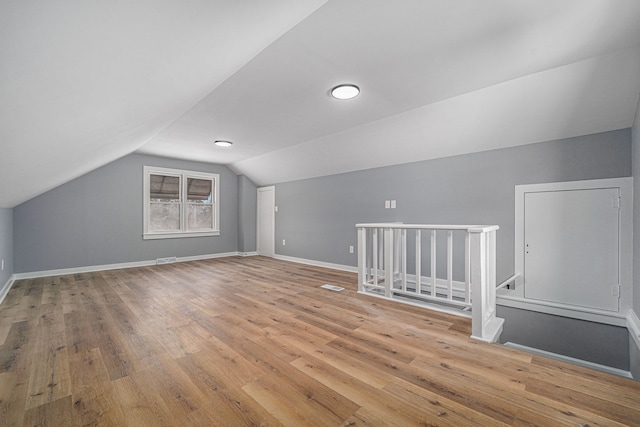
[0,208,13,285]
[237,175,257,253]
[274,129,631,283]
[14,153,238,273]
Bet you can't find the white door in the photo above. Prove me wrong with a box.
[257,186,275,257]
[524,188,619,312]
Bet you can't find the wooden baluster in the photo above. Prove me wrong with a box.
[447,230,453,301]
[384,227,393,298]
[401,229,407,291]
[372,228,378,287]
[378,228,384,281]
[430,230,436,297]
[464,231,470,304]
[415,229,421,295]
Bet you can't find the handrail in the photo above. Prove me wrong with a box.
[356,222,504,343]
[496,273,520,291]
[356,223,499,232]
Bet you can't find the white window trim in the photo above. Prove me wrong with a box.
[143,166,220,240]
[498,177,633,326]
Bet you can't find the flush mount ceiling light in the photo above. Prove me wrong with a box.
[214,140,233,147]
[330,84,360,100]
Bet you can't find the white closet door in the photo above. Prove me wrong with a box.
[257,186,275,257]
[524,188,619,312]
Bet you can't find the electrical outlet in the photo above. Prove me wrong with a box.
[349,246,354,253]
[385,200,390,209]
[1,259,3,271]
[391,200,396,209]
[282,239,286,246]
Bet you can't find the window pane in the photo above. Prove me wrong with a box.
[149,203,180,231]
[150,174,180,202]
[187,204,213,230]
[187,178,212,203]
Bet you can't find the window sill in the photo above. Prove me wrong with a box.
[143,231,220,240]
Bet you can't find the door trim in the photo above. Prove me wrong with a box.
[500,177,633,326]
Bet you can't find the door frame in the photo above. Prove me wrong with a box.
[257,186,275,257]
[504,177,633,326]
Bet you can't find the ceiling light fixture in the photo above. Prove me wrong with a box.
[330,84,360,100]
[214,140,233,147]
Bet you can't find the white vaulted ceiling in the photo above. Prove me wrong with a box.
[2,1,640,207]
[0,0,327,207]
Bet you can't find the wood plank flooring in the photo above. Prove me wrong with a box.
[0,256,638,426]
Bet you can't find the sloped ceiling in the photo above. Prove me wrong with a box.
[2,1,640,208]
[0,0,327,208]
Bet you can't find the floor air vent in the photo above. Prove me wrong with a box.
[320,284,344,292]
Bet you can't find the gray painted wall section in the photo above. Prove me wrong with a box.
[14,154,238,273]
[0,208,13,286]
[275,129,631,283]
[498,306,629,370]
[237,175,257,253]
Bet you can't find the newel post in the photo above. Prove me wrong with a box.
[469,226,504,343]
[383,227,394,298]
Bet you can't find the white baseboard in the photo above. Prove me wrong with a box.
[11,252,243,280]
[239,251,258,257]
[176,252,240,263]
[0,276,15,306]
[504,342,633,379]
[272,254,357,273]
[4,252,344,303]
[12,260,156,280]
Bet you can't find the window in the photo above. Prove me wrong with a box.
[143,166,220,239]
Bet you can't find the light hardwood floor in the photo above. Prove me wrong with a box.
[0,256,638,426]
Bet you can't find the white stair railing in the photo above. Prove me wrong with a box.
[356,223,504,343]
